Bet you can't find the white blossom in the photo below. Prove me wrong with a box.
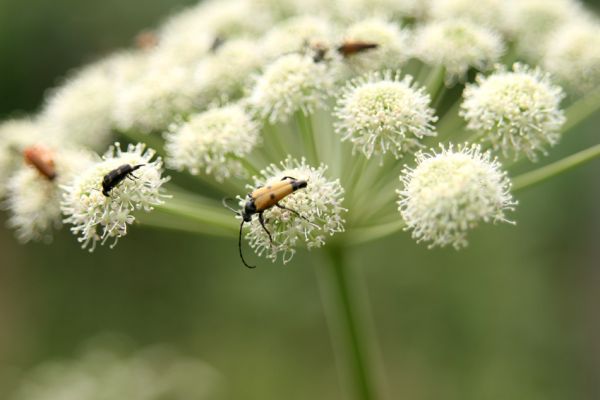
[542,21,600,94]
[165,104,261,181]
[61,143,169,251]
[5,147,95,242]
[412,19,505,82]
[243,157,346,263]
[248,53,335,123]
[334,71,437,159]
[461,63,566,160]
[398,144,516,249]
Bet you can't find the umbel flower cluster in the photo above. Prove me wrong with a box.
[0,0,599,263]
[9,343,223,400]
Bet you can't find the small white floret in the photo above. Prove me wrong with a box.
[61,143,169,251]
[398,144,516,249]
[165,104,261,181]
[461,63,566,160]
[334,71,437,160]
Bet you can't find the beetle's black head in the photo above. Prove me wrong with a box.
[243,200,257,222]
[291,179,308,191]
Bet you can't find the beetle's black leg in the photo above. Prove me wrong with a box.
[280,176,298,181]
[275,203,310,222]
[258,212,274,245]
[238,221,255,269]
[126,174,139,181]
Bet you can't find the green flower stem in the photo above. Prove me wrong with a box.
[435,100,464,139]
[316,246,385,400]
[512,143,600,191]
[262,123,289,162]
[295,112,319,165]
[343,219,406,246]
[424,65,446,109]
[562,86,600,133]
[139,191,237,236]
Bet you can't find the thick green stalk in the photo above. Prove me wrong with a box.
[512,143,600,191]
[315,246,385,400]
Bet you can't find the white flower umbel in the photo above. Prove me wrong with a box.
[10,346,223,400]
[398,144,516,249]
[165,104,261,181]
[40,52,143,150]
[334,0,425,21]
[340,18,410,74]
[412,20,505,83]
[505,0,584,60]
[0,118,42,198]
[195,38,265,105]
[248,53,335,124]
[62,143,169,251]
[261,15,336,61]
[427,0,508,32]
[542,21,600,94]
[243,158,346,263]
[461,63,566,160]
[113,55,199,134]
[5,148,95,243]
[334,71,437,160]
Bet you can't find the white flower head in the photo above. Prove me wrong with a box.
[542,21,600,94]
[113,55,199,134]
[5,147,95,243]
[10,346,223,400]
[195,38,266,105]
[505,0,585,60]
[158,0,271,56]
[243,158,346,263]
[461,63,566,160]
[339,18,411,74]
[40,53,142,150]
[397,144,516,249]
[261,15,336,61]
[248,53,335,124]
[412,19,505,83]
[61,143,169,251]
[427,0,509,32]
[0,118,43,198]
[334,71,437,160]
[165,104,261,181]
[334,0,426,21]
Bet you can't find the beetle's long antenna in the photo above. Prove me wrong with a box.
[222,197,241,215]
[238,221,256,269]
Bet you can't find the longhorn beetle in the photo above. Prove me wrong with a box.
[102,164,145,197]
[223,176,309,268]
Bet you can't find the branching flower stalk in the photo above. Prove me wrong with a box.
[1,1,600,399]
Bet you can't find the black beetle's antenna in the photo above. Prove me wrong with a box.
[238,221,256,269]
[222,197,241,215]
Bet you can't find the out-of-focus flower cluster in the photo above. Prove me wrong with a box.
[9,343,223,400]
[0,0,598,261]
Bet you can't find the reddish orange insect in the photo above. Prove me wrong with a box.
[135,30,159,50]
[337,41,379,57]
[23,145,57,181]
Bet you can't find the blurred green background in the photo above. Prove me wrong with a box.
[1,1,600,399]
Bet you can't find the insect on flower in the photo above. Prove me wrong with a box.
[23,145,57,181]
[309,40,379,63]
[102,164,145,197]
[337,40,379,57]
[223,176,309,268]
